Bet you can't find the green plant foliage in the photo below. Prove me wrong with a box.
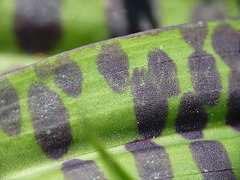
[0,19,240,179]
[0,0,240,179]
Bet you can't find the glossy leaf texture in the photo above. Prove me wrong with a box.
[0,19,240,179]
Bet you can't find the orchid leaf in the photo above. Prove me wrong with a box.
[0,19,240,179]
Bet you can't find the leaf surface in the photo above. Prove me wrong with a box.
[0,19,240,179]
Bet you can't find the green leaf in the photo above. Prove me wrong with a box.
[0,19,240,179]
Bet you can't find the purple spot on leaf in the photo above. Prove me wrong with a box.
[28,82,72,159]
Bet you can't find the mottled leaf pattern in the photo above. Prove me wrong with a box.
[0,1,240,179]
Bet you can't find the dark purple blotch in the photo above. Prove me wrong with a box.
[192,0,228,22]
[190,140,236,179]
[212,24,240,70]
[125,139,173,180]
[14,0,62,53]
[106,0,159,37]
[131,68,168,138]
[53,55,83,97]
[181,23,222,106]
[188,50,222,106]
[131,49,180,138]
[180,22,208,51]
[178,22,222,139]
[0,79,21,136]
[28,82,72,159]
[62,159,107,180]
[148,49,180,98]
[226,70,240,131]
[35,61,53,80]
[97,41,129,93]
[175,92,208,140]
[212,24,240,131]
